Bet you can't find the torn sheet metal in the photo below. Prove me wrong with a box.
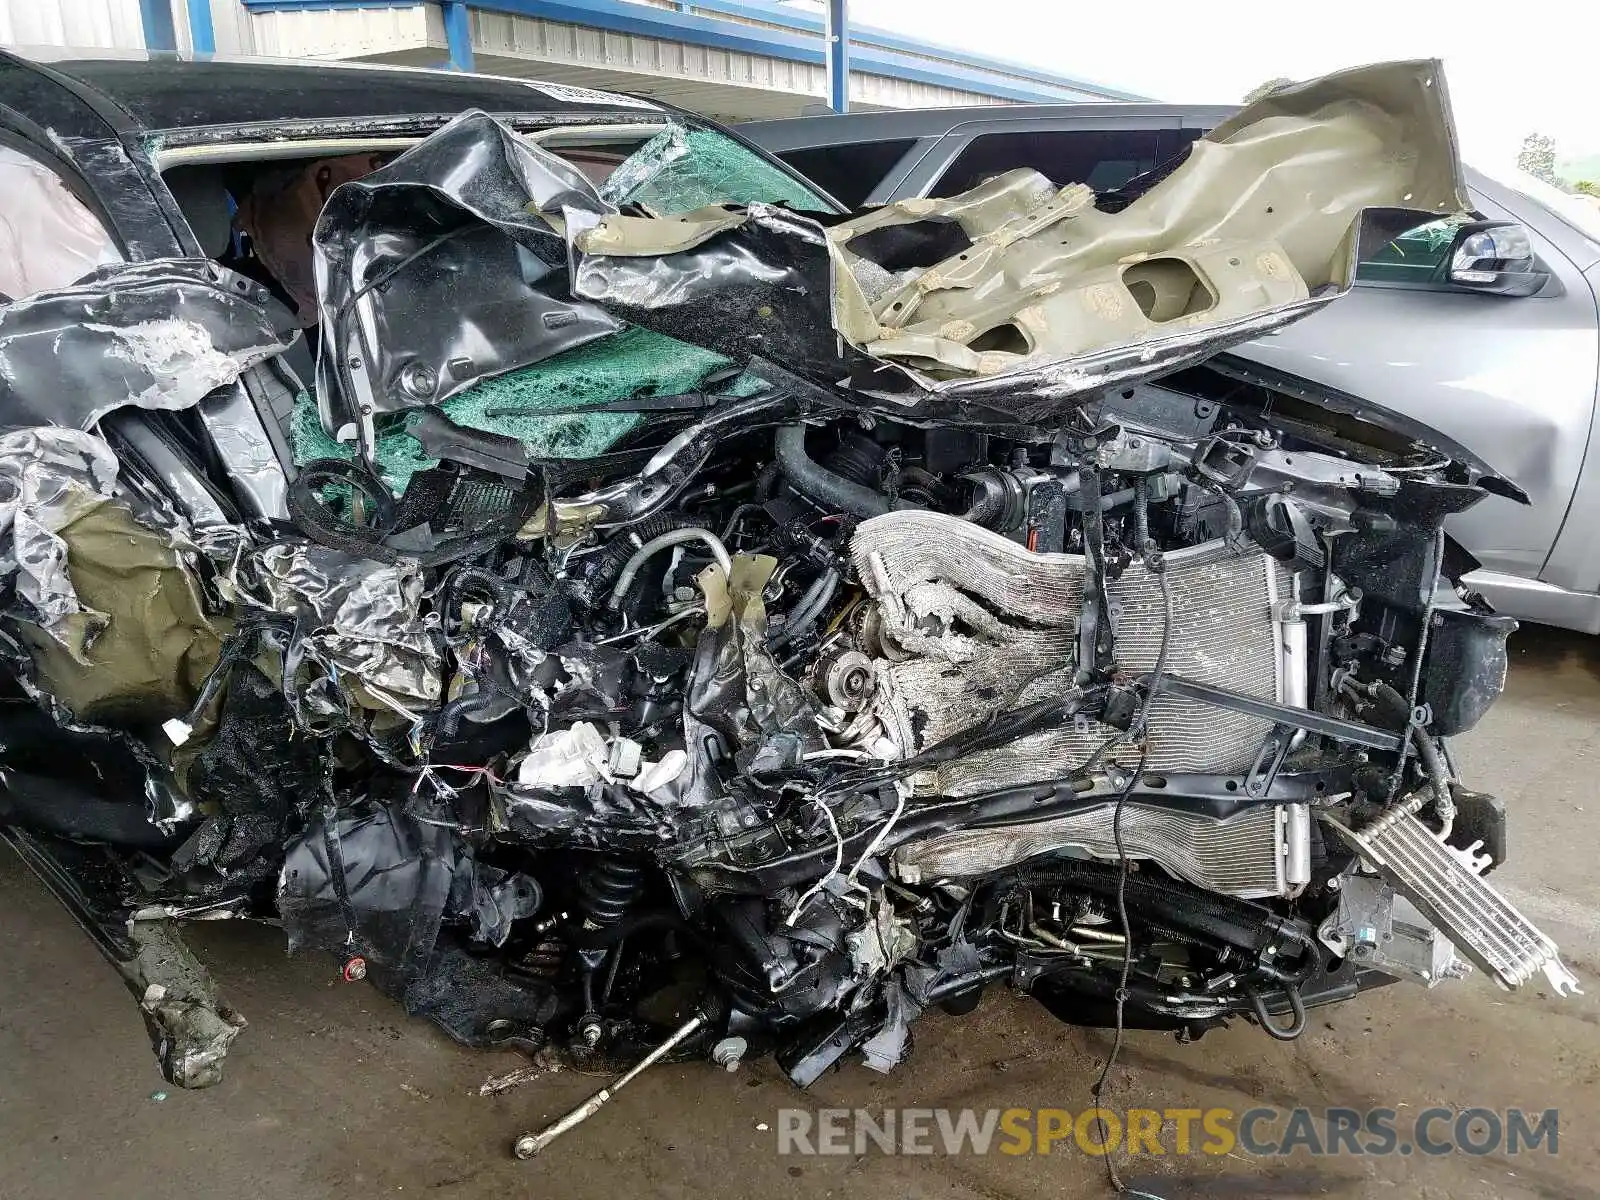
[0,437,230,726]
[252,543,442,724]
[311,110,623,455]
[693,555,826,777]
[0,259,298,430]
[568,60,1466,423]
[0,428,120,636]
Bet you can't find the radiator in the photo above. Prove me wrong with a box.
[893,801,1305,899]
[851,511,1287,797]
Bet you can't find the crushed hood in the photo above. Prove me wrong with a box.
[310,59,1470,451]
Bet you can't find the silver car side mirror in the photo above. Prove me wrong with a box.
[1448,221,1549,297]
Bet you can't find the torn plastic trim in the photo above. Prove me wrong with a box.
[278,802,542,989]
[0,258,299,432]
[1196,352,1529,502]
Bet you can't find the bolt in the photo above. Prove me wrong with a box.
[711,1036,748,1072]
[513,1135,539,1159]
[1326,877,1342,891]
[342,956,367,982]
[399,361,439,398]
[579,1017,603,1047]
[347,355,363,371]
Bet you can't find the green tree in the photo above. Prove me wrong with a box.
[1576,180,1600,198]
[1517,133,1559,185]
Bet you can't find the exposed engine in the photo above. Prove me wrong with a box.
[213,379,1573,1087]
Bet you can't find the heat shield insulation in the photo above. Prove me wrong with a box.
[851,511,1285,796]
[248,543,441,724]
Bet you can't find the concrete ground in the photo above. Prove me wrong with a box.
[3,629,1598,1200]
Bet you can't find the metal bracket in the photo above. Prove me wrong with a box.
[1245,722,1296,798]
[1142,672,1403,752]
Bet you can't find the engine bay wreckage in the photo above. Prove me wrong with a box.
[0,60,1581,1133]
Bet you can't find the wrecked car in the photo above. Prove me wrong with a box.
[0,51,1580,1141]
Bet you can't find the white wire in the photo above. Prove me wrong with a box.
[785,794,846,926]
[845,779,908,886]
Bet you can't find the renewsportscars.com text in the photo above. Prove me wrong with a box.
[775,1106,1559,1158]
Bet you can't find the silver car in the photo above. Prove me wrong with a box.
[742,105,1600,632]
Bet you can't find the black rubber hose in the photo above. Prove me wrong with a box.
[1247,983,1308,1041]
[774,425,918,519]
[755,460,782,501]
[1369,681,1455,826]
[585,511,705,599]
[769,568,840,650]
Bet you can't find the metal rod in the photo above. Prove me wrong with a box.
[512,1013,706,1159]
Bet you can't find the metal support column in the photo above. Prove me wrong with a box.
[188,0,216,54]
[442,1,475,72]
[137,0,177,51]
[825,0,848,113]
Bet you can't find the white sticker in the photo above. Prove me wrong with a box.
[529,81,661,111]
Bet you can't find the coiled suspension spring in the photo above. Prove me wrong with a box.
[575,857,647,927]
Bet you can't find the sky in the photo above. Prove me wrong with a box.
[826,0,1600,170]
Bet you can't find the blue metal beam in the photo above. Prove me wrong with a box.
[188,0,216,54]
[674,0,1146,101]
[239,0,1150,104]
[138,0,177,51]
[825,0,847,113]
[442,1,475,71]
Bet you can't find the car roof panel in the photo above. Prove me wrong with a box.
[8,53,659,135]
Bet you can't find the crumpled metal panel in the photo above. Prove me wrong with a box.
[0,259,299,431]
[0,427,120,637]
[311,109,624,455]
[9,497,231,727]
[0,430,230,727]
[568,60,1467,425]
[254,543,442,717]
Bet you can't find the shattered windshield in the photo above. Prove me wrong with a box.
[601,125,834,214]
